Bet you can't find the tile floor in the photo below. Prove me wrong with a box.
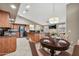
[5,38,32,56]
[4,37,73,56]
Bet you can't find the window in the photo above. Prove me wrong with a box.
[29,25,34,30]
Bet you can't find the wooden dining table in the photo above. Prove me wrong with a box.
[40,37,70,56]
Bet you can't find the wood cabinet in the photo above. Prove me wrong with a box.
[11,23,29,37]
[10,23,19,37]
[0,36,16,55]
[28,32,42,43]
[0,10,10,27]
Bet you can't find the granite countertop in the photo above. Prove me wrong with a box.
[0,36,16,37]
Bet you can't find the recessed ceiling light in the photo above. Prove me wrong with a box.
[10,4,16,9]
[23,11,26,14]
[26,5,30,9]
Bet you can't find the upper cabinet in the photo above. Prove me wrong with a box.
[0,10,10,28]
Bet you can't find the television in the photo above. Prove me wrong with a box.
[49,24,56,29]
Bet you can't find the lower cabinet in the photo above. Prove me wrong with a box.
[28,32,41,43]
[0,37,16,55]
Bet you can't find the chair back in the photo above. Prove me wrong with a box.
[72,45,79,56]
[29,41,38,56]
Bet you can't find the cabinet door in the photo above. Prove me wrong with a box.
[14,25,19,37]
[0,39,3,54]
[0,37,16,55]
[9,37,16,52]
[0,11,10,27]
[0,38,7,55]
[5,37,16,53]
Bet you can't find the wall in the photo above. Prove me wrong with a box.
[43,25,49,33]
[15,16,35,25]
[66,4,79,54]
[15,16,43,31]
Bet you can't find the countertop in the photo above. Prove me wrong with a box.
[0,35,16,37]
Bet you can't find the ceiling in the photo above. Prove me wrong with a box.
[0,3,67,25]
[0,3,20,19]
[18,3,66,25]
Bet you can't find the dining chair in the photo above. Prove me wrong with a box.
[57,45,79,56]
[72,45,79,56]
[29,41,38,56]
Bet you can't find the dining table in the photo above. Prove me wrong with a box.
[40,37,70,56]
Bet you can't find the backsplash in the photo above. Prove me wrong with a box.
[0,28,17,36]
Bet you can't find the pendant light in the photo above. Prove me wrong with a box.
[49,4,59,24]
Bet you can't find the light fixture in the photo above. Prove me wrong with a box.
[10,4,16,9]
[9,18,15,23]
[23,11,26,14]
[23,5,30,14]
[26,5,30,9]
[49,17,59,24]
[49,4,59,24]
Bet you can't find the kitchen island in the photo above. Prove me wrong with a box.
[0,36,16,55]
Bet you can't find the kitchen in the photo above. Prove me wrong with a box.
[0,3,79,56]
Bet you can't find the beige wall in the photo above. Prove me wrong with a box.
[15,16,36,25]
[15,16,43,31]
[67,4,79,53]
